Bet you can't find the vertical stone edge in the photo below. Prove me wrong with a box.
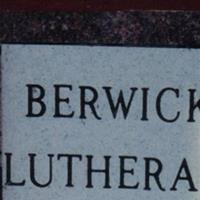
[0,45,2,200]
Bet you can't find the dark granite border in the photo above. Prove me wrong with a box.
[2,0,200,11]
[1,11,200,47]
[0,10,200,199]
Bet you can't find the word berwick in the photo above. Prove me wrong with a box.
[26,84,200,122]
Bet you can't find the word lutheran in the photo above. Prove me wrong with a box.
[26,84,200,122]
[4,153,198,192]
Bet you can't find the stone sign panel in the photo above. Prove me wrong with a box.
[1,45,200,199]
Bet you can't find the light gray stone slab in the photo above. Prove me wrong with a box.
[1,45,200,199]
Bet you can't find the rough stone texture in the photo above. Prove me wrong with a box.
[0,10,200,200]
[2,45,200,199]
[0,11,200,47]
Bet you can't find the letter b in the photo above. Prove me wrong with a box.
[26,84,46,117]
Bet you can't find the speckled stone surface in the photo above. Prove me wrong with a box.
[1,45,200,199]
[0,10,200,200]
[0,11,200,47]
